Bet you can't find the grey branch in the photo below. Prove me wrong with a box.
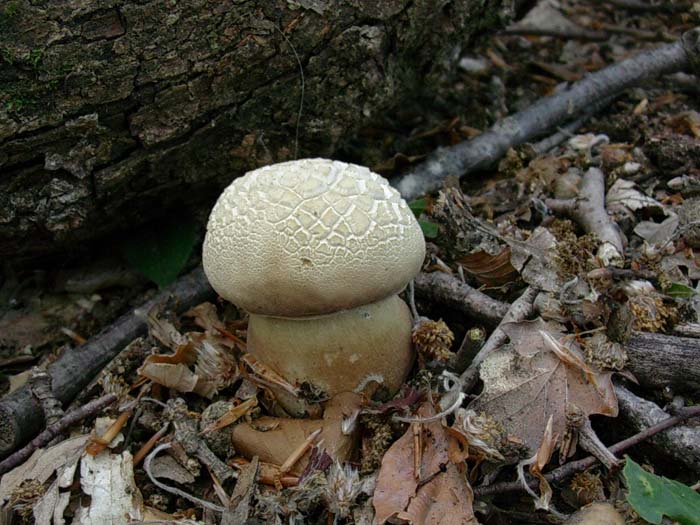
[391,28,700,200]
[413,271,509,326]
[546,167,625,264]
[0,394,116,476]
[626,331,700,393]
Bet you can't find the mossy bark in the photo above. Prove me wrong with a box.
[0,0,514,258]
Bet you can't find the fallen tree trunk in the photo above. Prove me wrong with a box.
[0,0,516,258]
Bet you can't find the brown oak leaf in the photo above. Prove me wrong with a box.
[373,403,478,525]
[469,318,617,455]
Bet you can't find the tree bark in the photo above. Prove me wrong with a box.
[0,0,516,258]
[625,331,700,393]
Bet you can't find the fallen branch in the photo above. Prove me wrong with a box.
[0,393,116,476]
[626,331,700,393]
[474,394,700,497]
[503,23,675,42]
[598,0,693,13]
[501,26,608,42]
[413,272,509,326]
[390,28,700,200]
[547,167,625,265]
[0,267,214,458]
[615,382,700,472]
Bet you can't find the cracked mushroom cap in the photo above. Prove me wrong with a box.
[203,158,425,317]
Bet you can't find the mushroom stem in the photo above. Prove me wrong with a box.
[247,295,415,416]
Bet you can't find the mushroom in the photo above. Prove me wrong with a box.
[203,158,425,415]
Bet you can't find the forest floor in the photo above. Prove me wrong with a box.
[1,0,699,523]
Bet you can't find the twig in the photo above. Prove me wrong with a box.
[85,408,133,456]
[407,279,420,321]
[596,0,692,13]
[615,383,700,472]
[599,23,676,42]
[451,327,486,374]
[133,423,170,466]
[390,28,700,200]
[501,26,608,41]
[0,266,214,458]
[413,272,509,326]
[0,393,116,476]
[567,405,620,471]
[29,367,64,427]
[474,403,700,497]
[459,286,540,393]
[279,428,322,475]
[166,398,237,482]
[504,23,675,43]
[546,167,625,265]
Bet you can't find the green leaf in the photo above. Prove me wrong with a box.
[419,219,439,239]
[666,282,697,299]
[624,456,700,525]
[121,216,198,288]
[409,198,428,217]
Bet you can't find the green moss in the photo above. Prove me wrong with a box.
[26,48,43,69]
[4,1,19,16]
[0,1,20,30]
[3,90,36,113]
[0,46,44,71]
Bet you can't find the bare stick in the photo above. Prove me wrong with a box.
[0,393,116,476]
[597,0,692,13]
[625,331,700,393]
[546,167,625,265]
[0,267,214,458]
[279,428,322,475]
[413,272,509,326]
[474,401,700,497]
[391,28,700,200]
[29,367,64,427]
[501,26,608,41]
[459,286,540,393]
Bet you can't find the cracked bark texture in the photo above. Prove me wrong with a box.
[0,0,515,258]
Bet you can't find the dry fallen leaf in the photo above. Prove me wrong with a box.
[517,415,558,510]
[139,334,238,398]
[183,302,226,333]
[509,227,565,293]
[373,403,477,525]
[606,179,663,214]
[469,318,618,455]
[0,435,89,506]
[75,451,144,524]
[146,309,188,350]
[458,247,518,286]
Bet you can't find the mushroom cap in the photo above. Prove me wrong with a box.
[203,158,425,317]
